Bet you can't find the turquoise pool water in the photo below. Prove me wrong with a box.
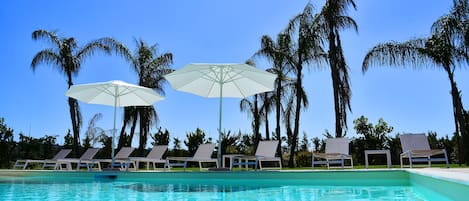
[0,171,466,201]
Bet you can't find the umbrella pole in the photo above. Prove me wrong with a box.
[111,87,117,167]
[217,84,223,168]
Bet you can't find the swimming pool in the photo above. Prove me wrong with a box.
[0,170,467,200]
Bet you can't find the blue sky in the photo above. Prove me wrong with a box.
[1,0,468,147]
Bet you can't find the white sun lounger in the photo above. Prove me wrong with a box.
[232,140,282,170]
[312,138,353,169]
[166,144,218,171]
[98,147,136,171]
[13,149,72,170]
[400,133,449,168]
[56,148,101,171]
[130,145,168,171]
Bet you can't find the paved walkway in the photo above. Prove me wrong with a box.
[407,168,469,185]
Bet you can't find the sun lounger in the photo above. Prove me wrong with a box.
[166,144,218,171]
[312,138,353,169]
[56,148,101,171]
[130,145,168,171]
[98,147,136,171]
[13,149,72,170]
[231,140,282,170]
[400,133,449,168]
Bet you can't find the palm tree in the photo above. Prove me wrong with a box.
[254,33,293,161]
[316,0,358,137]
[31,29,128,157]
[283,3,325,167]
[283,80,308,165]
[240,95,262,143]
[362,0,469,164]
[259,91,275,140]
[83,113,107,148]
[120,39,173,155]
[240,60,264,145]
[117,106,137,149]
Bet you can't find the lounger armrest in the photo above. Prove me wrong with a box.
[400,150,412,157]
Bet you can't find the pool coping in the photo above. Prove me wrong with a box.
[1,168,469,185]
[405,168,469,185]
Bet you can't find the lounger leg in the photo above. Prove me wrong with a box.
[409,153,413,168]
[443,150,450,168]
[23,161,29,170]
[341,156,344,169]
[311,154,315,169]
[400,155,403,168]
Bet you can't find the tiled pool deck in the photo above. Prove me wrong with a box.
[406,168,469,185]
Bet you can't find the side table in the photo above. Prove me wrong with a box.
[364,150,391,169]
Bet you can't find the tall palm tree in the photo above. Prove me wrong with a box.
[284,3,326,167]
[120,39,173,155]
[316,0,358,137]
[31,29,128,157]
[254,33,293,161]
[362,0,469,164]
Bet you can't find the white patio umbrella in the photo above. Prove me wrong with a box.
[65,80,164,166]
[164,63,276,167]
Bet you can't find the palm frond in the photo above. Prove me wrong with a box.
[32,29,62,48]
[76,40,111,61]
[239,98,253,115]
[31,49,62,72]
[149,52,173,69]
[362,39,434,73]
[98,37,132,61]
[335,15,358,33]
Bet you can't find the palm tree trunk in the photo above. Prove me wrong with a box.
[254,95,261,144]
[265,113,270,140]
[275,78,283,164]
[329,23,343,138]
[264,94,270,140]
[331,66,342,138]
[66,73,80,157]
[117,121,127,150]
[289,63,303,168]
[447,69,466,164]
[128,112,138,147]
[138,117,147,156]
[68,97,80,157]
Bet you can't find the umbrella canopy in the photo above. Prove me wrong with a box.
[164,63,276,166]
[65,80,164,107]
[65,80,164,165]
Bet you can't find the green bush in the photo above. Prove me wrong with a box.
[295,151,312,167]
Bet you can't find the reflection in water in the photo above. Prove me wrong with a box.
[119,183,259,193]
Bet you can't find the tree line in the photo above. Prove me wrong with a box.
[0,115,460,169]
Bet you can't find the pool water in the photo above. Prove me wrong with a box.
[0,171,464,201]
